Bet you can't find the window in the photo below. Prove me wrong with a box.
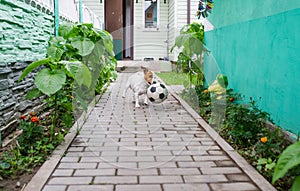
[144,0,159,29]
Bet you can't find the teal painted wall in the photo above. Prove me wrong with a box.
[208,0,300,29]
[205,0,300,135]
[0,0,54,65]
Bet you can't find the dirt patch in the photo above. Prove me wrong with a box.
[0,166,40,191]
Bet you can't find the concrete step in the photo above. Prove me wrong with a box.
[117,60,172,73]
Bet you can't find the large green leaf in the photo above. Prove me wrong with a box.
[174,34,190,49]
[71,37,95,56]
[93,41,106,58]
[47,36,66,60]
[292,176,300,191]
[48,36,65,46]
[272,141,300,184]
[34,68,66,96]
[58,23,74,39]
[99,30,114,56]
[61,61,92,87]
[18,58,52,82]
[25,88,42,100]
[47,45,65,61]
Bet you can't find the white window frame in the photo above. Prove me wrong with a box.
[143,0,160,31]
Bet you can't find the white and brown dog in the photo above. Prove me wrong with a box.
[122,67,154,108]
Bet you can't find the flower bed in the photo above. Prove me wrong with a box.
[180,85,299,191]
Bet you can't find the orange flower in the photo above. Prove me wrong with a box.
[203,90,209,93]
[229,97,235,102]
[19,115,26,120]
[260,137,268,143]
[31,116,39,123]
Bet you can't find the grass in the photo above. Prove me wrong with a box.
[156,72,189,85]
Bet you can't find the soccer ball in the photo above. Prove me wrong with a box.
[147,82,168,103]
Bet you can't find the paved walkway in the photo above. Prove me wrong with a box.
[26,72,276,191]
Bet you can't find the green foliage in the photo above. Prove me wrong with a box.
[292,176,300,191]
[17,116,44,153]
[61,60,92,87]
[18,58,52,82]
[25,88,42,100]
[5,23,117,180]
[70,37,95,56]
[35,68,67,96]
[223,97,270,147]
[171,22,205,57]
[0,114,65,178]
[179,85,294,190]
[171,22,206,87]
[256,158,276,174]
[180,85,211,120]
[254,128,289,160]
[19,23,116,128]
[273,141,300,190]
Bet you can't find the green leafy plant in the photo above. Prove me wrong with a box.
[273,141,300,191]
[0,112,67,178]
[17,115,44,153]
[19,23,117,133]
[222,97,270,147]
[255,158,276,176]
[171,22,206,87]
[1,23,117,180]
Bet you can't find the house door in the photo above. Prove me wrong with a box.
[105,0,133,60]
[105,0,123,60]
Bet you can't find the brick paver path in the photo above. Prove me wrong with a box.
[42,73,261,191]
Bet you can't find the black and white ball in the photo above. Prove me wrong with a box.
[147,82,168,103]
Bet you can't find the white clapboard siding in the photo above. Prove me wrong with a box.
[167,0,176,61]
[82,0,105,28]
[168,0,187,61]
[59,0,79,22]
[190,0,199,23]
[80,0,206,60]
[134,0,169,60]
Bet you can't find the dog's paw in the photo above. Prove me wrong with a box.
[135,104,141,108]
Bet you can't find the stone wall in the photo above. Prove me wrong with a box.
[0,0,54,135]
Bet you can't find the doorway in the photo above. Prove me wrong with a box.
[105,0,134,60]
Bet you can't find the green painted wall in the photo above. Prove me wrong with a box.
[205,0,300,135]
[208,0,300,29]
[0,0,54,65]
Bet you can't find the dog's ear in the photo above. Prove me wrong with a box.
[141,66,148,74]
